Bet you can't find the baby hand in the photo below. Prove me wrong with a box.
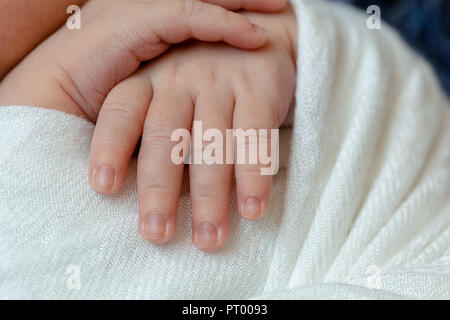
[89,6,298,250]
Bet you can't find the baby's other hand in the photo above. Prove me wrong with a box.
[0,0,270,116]
[89,5,298,250]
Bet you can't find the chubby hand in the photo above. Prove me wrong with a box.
[0,0,295,251]
[89,7,298,250]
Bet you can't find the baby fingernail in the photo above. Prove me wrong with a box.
[244,197,262,219]
[143,213,166,241]
[252,23,267,36]
[94,166,115,192]
[195,222,218,249]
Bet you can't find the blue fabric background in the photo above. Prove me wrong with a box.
[338,0,450,97]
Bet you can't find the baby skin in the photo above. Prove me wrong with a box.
[0,0,297,250]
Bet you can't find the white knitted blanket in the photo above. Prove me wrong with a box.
[0,0,449,299]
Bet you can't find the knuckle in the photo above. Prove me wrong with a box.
[132,75,153,97]
[140,180,174,196]
[235,72,254,93]
[93,138,129,155]
[226,9,250,29]
[211,4,235,26]
[177,0,197,20]
[192,184,222,203]
[142,125,173,149]
[107,104,139,124]
[237,164,262,177]
[206,69,218,83]
[92,145,129,162]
